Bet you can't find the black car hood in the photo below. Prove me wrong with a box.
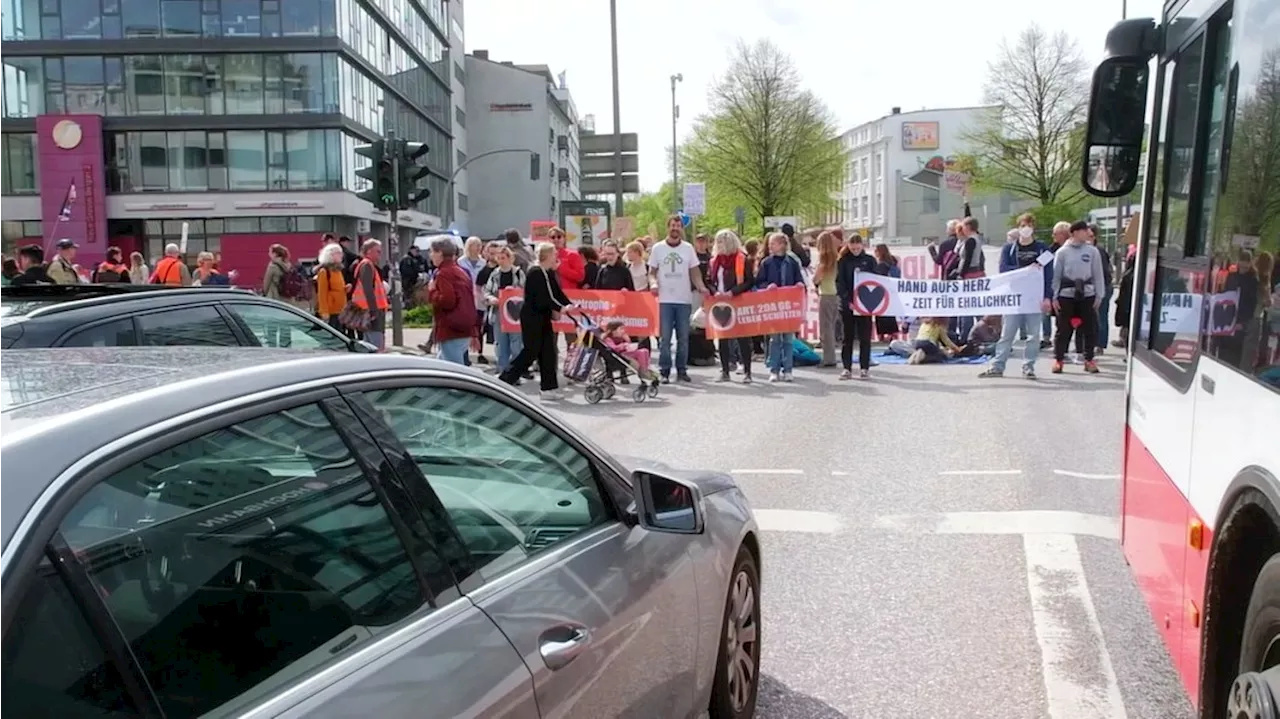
[611,454,738,496]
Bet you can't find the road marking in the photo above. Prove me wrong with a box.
[939,469,1023,476]
[1053,470,1122,480]
[831,471,850,476]
[874,511,1120,540]
[731,469,804,475]
[1024,533,1128,719]
[754,509,842,533]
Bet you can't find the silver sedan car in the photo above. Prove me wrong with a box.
[0,348,762,719]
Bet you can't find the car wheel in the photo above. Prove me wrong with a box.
[709,546,761,719]
[1229,554,1280,718]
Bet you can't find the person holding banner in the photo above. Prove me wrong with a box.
[978,220,1053,379]
[709,229,756,384]
[756,232,806,382]
[835,234,877,380]
[648,215,709,383]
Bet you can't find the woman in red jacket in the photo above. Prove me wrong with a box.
[426,238,478,364]
[549,226,585,350]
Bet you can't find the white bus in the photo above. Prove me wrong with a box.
[1081,1,1280,716]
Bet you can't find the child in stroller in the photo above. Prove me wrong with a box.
[576,317,661,403]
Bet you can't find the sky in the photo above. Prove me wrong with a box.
[463,0,1162,193]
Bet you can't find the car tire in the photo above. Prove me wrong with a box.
[1228,554,1280,718]
[709,546,761,719]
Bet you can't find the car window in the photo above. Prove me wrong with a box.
[60,319,138,347]
[136,306,239,347]
[1,560,140,718]
[57,403,428,718]
[362,386,610,581]
[228,303,350,351]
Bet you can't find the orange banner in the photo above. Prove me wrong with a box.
[498,288,659,335]
[703,286,806,339]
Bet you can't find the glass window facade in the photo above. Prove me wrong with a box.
[2,0,337,39]
[103,129,347,192]
[1,133,38,195]
[4,53,339,118]
[141,216,336,259]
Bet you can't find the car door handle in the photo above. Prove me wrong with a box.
[538,624,591,670]
[1201,374,1215,394]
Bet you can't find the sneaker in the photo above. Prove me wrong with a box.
[1084,360,1100,374]
[839,369,853,380]
[522,371,535,380]
[782,371,794,382]
[978,367,1004,378]
[742,374,753,384]
[1051,360,1064,374]
[1095,347,1106,356]
[769,372,781,383]
[1023,367,1037,380]
[620,376,631,385]
[677,373,693,383]
[540,390,560,402]
[476,355,489,365]
[661,374,671,384]
[716,372,730,382]
[859,369,869,380]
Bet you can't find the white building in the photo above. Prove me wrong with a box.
[464,52,581,239]
[836,104,1031,244]
[448,0,469,233]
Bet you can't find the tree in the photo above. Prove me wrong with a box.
[963,25,1090,205]
[1216,48,1280,255]
[680,39,847,228]
[624,183,766,240]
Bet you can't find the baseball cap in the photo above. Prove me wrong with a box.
[55,238,78,249]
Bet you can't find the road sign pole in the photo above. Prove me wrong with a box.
[387,130,404,349]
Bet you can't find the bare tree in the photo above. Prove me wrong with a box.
[963,25,1090,205]
[681,39,847,222]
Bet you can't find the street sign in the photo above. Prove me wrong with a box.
[763,216,799,231]
[683,183,706,216]
[733,206,746,225]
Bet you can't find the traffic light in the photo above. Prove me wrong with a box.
[397,141,431,210]
[355,141,395,210]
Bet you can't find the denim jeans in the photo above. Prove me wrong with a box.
[1096,290,1112,347]
[364,330,384,351]
[989,312,1042,373]
[495,330,524,373]
[437,337,470,364]
[767,332,795,372]
[658,302,693,376]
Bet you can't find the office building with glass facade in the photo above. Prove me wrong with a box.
[0,0,455,265]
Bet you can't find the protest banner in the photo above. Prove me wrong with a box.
[703,286,806,340]
[850,266,1044,317]
[498,288,658,335]
[1141,289,1240,337]
[530,220,556,243]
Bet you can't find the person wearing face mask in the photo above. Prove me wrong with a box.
[835,233,878,380]
[979,217,1052,378]
[1050,221,1105,374]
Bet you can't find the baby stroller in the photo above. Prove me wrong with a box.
[565,312,661,404]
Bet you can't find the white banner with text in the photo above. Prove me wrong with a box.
[850,266,1045,317]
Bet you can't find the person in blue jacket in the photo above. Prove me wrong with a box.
[835,234,878,379]
[755,232,805,382]
[978,223,1054,379]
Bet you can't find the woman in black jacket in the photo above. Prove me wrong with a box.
[835,233,878,379]
[708,229,757,383]
[499,242,576,399]
[592,241,635,291]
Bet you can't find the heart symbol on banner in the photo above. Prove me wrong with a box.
[503,298,524,323]
[855,285,887,314]
[711,304,735,329]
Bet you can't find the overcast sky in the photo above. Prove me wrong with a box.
[464,0,1161,192]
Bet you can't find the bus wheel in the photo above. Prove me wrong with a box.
[1231,555,1280,718]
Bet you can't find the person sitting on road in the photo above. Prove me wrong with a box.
[887,317,965,364]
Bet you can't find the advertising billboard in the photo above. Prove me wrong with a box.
[560,200,611,248]
[901,121,940,151]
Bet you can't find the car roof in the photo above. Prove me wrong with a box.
[0,347,471,550]
[1,285,258,324]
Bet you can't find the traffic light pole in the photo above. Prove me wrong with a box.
[387,130,405,349]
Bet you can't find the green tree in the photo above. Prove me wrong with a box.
[1215,48,1280,256]
[962,24,1090,205]
[679,39,847,229]
[624,183,768,241]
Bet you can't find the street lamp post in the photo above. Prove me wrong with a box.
[670,73,682,212]
[609,0,624,218]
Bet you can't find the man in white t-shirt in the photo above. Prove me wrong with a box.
[648,215,709,382]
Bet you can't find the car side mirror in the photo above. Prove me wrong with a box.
[630,470,704,534]
[352,339,379,353]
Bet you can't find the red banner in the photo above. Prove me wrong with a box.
[498,288,659,335]
[703,286,806,339]
[530,220,556,244]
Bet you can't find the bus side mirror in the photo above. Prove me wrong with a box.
[1082,56,1151,198]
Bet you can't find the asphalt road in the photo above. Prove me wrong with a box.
[534,347,1193,719]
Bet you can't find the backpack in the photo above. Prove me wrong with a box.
[280,265,310,300]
